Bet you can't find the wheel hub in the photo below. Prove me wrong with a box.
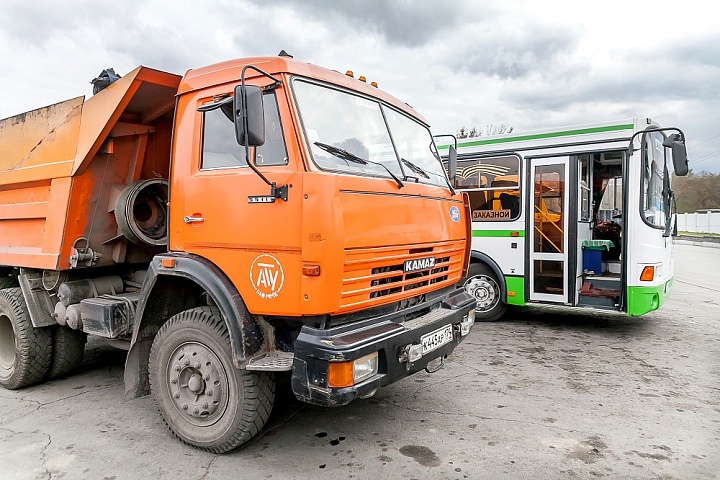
[167,342,227,425]
[465,276,499,310]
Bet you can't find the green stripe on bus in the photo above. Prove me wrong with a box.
[472,230,525,237]
[505,276,525,306]
[438,123,634,151]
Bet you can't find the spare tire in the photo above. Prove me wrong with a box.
[115,179,169,245]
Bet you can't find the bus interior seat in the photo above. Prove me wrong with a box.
[499,193,520,217]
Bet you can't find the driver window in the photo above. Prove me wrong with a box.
[201,91,287,170]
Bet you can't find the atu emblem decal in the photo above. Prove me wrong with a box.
[250,254,285,299]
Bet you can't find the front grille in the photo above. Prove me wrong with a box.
[340,240,465,313]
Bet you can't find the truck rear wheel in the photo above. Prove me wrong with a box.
[0,276,18,289]
[149,306,274,453]
[47,326,87,380]
[0,288,52,389]
[463,263,508,321]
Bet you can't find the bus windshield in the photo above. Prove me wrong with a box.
[641,131,669,228]
[292,80,448,188]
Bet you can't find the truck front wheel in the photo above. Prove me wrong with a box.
[149,306,274,453]
[0,288,52,389]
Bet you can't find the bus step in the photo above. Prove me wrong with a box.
[580,279,620,304]
[578,295,618,308]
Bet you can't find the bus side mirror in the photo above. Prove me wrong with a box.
[663,134,688,176]
[234,84,265,147]
[448,146,458,187]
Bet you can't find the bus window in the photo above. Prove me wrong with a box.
[455,155,521,221]
[641,131,667,228]
[579,155,591,221]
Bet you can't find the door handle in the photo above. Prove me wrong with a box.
[183,215,204,224]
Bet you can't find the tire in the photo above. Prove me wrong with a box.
[47,326,87,380]
[462,263,508,322]
[0,288,52,389]
[149,306,274,453]
[0,276,18,289]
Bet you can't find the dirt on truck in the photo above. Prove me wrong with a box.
[0,53,476,452]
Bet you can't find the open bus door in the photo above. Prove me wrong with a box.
[528,157,569,304]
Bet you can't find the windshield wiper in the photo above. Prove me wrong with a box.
[400,158,430,179]
[401,157,456,194]
[314,141,403,189]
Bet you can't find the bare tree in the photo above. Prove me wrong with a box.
[456,124,513,138]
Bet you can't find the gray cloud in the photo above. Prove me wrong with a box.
[0,0,718,172]
[0,1,140,47]
[244,0,471,47]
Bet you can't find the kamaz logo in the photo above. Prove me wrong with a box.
[404,257,436,273]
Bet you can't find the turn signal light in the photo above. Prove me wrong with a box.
[302,264,321,276]
[640,266,655,281]
[328,362,354,388]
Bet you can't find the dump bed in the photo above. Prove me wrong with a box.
[0,66,181,270]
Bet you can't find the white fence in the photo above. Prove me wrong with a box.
[677,211,720,234]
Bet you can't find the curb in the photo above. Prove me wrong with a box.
[675,237,720,249]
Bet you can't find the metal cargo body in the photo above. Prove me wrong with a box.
[0,67,181,270]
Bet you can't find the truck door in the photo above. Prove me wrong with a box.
[171,88,303,316]
[528,157,569,304]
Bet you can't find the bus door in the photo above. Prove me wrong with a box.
[528,157,569,304]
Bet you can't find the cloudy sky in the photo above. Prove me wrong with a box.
[1,0,718,173]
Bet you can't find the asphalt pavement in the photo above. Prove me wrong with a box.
[0,243,718,479]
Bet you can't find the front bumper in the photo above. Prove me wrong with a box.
[290,288,476,406]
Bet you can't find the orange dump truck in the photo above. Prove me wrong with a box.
[0,54,475,452]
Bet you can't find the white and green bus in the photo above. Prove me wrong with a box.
[438,118,689,320]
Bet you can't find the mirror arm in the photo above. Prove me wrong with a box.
[238,66,289,202]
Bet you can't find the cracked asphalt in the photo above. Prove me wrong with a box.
[1,243,718,479]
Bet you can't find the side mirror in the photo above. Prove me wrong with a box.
[234,84,265,147]
[663,134,688,176]
[448,146,458,187]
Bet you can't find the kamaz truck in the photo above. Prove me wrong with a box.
[0,54,475,452]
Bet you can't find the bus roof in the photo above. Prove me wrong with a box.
[437,118,660,157]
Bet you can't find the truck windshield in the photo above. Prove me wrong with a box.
[292,80,448,188]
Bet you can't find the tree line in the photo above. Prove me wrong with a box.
[456,124,514,138]
[673,170,720,213]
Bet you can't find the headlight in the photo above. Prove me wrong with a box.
[327,352,379,388]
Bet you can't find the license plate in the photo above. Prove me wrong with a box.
[421,324,453,355]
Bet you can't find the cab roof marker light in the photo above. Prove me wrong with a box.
[345,70,354,77]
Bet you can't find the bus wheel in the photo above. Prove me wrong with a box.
[463,263,507,322]
[0,288,52,389]
[149,306,275,453]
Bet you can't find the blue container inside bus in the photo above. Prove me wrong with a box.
[582,240,615,274]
